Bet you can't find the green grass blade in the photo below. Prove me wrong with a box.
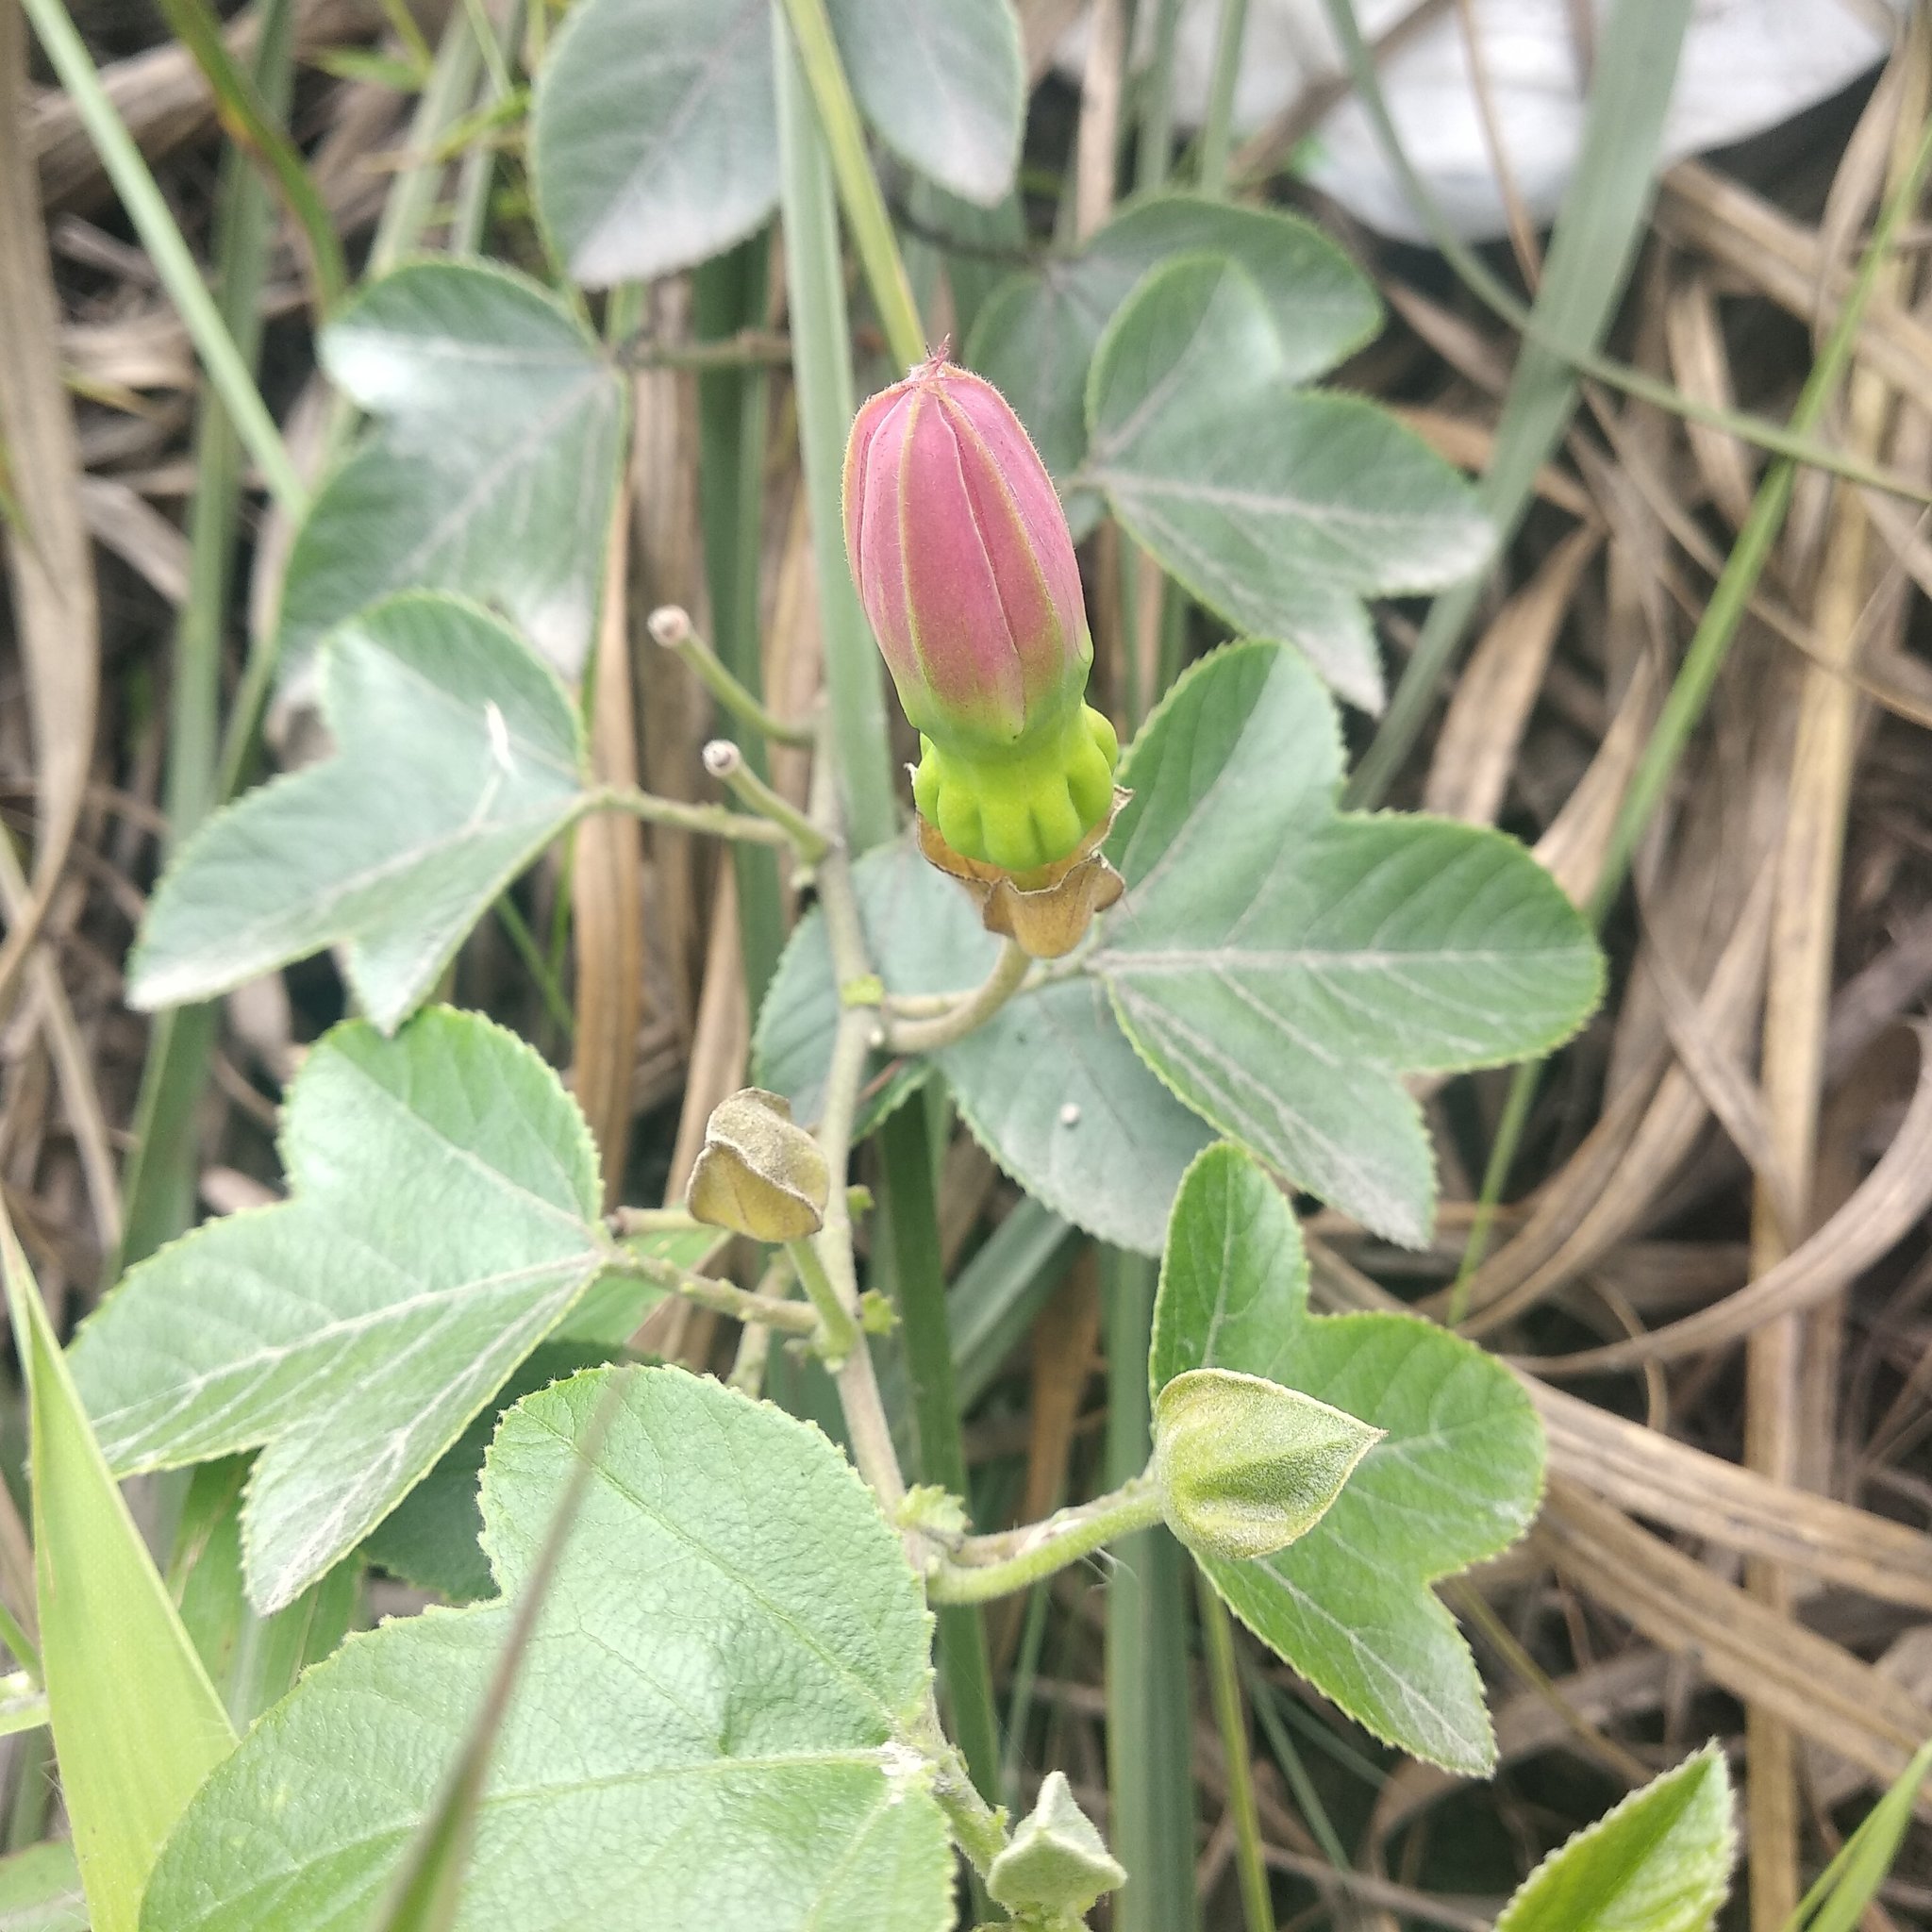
[1104,1247,1200,1932]
[116,0,295,1278]
[16,0,301,515]
[772,6,898,850]
[1786,1738,1932,1932]
[0,1208,235,1932]
[876,1105,1002,1812]
[1345,0,1692,807]
[147,0,347,311]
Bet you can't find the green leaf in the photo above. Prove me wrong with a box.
[829,0,1022,207]
[1790,1736,1932,1932]
[531,0,775,287]
[364,1342,611,1604]
[0,1210,235,1932]
[1149,1143,1543,1773]
[70,1008,610,1613]
[127,594,591,1029]
[1494,1745,1733,1932]
[1086,255,1489,709]
[142,1367,954,1932]
[1097,641,1602,1246]
[753,838,1209,1253]
[967,192,1380,482]
[0,1841,88,1931]
[280,261,625,679]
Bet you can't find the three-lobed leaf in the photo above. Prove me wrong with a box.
[1150,1142,1544,1773]
[533,0,1022,286]
[142,1367,955,1932]
[1494,1745,1733,1932]
[532,0,776,288]
[1086,254,1490,709]
[128,593,592,1030]
[280,261,626,682]
[968,192,1381,485]
[71,1008,612,1612]
[1098,641,1603,1246]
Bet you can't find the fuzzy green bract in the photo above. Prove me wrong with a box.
[69,1008,613,1612]
[279,261,626,682]
[140,1368,954,1932]
[1149,1143,1544,1773]
[533,0,1021,286]
[1099,641,1603,1246]
[1493,1746,1733,1932]
[127,594,592,1031]
[1087,255,1490,710]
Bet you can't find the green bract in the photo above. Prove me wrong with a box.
[1149,1143,1545,1773]
[1151,1367,1381,1563]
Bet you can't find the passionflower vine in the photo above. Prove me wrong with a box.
[842,353,1121,879]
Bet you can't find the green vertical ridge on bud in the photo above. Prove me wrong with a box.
[1152,1368,1382,1563]
[843,353,1120,874]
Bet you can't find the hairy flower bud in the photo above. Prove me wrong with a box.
[989,1772,1125,1920]
[843,353,1119,874]
[1152,1369,1383,1564]
[688,1089,829,1241]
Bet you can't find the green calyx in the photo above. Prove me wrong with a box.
[911,704,1120,874]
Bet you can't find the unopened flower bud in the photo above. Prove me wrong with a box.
[1151,1369,1382,1564]
[688,1089,829,1241]
[843,352,1119,874]
[988,1772,1125,1921]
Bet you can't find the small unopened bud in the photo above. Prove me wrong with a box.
[646,604,691,649]
[988,1772,1124,1920]
[688,1089,829,1241]
[701,739,741,780]
[1151,1368,1382,1564]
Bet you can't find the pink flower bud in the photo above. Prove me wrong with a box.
[843,354,1118,874]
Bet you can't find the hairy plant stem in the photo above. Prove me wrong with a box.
[651,607,816,746]
[885,942,1031,1054]
[594,785,796,848]
[785,1237,861,1364]
[610,1247,820,1338]
[928,1476,1164,1605]
[702,742,830,862]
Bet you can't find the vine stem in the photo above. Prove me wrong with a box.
[649,605,815,747]
[803,724,907,1512]
[592,784,796,848]
[884,942,1031,1054]
[608,1248,819,1338]
[927,1476,1164,1605]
